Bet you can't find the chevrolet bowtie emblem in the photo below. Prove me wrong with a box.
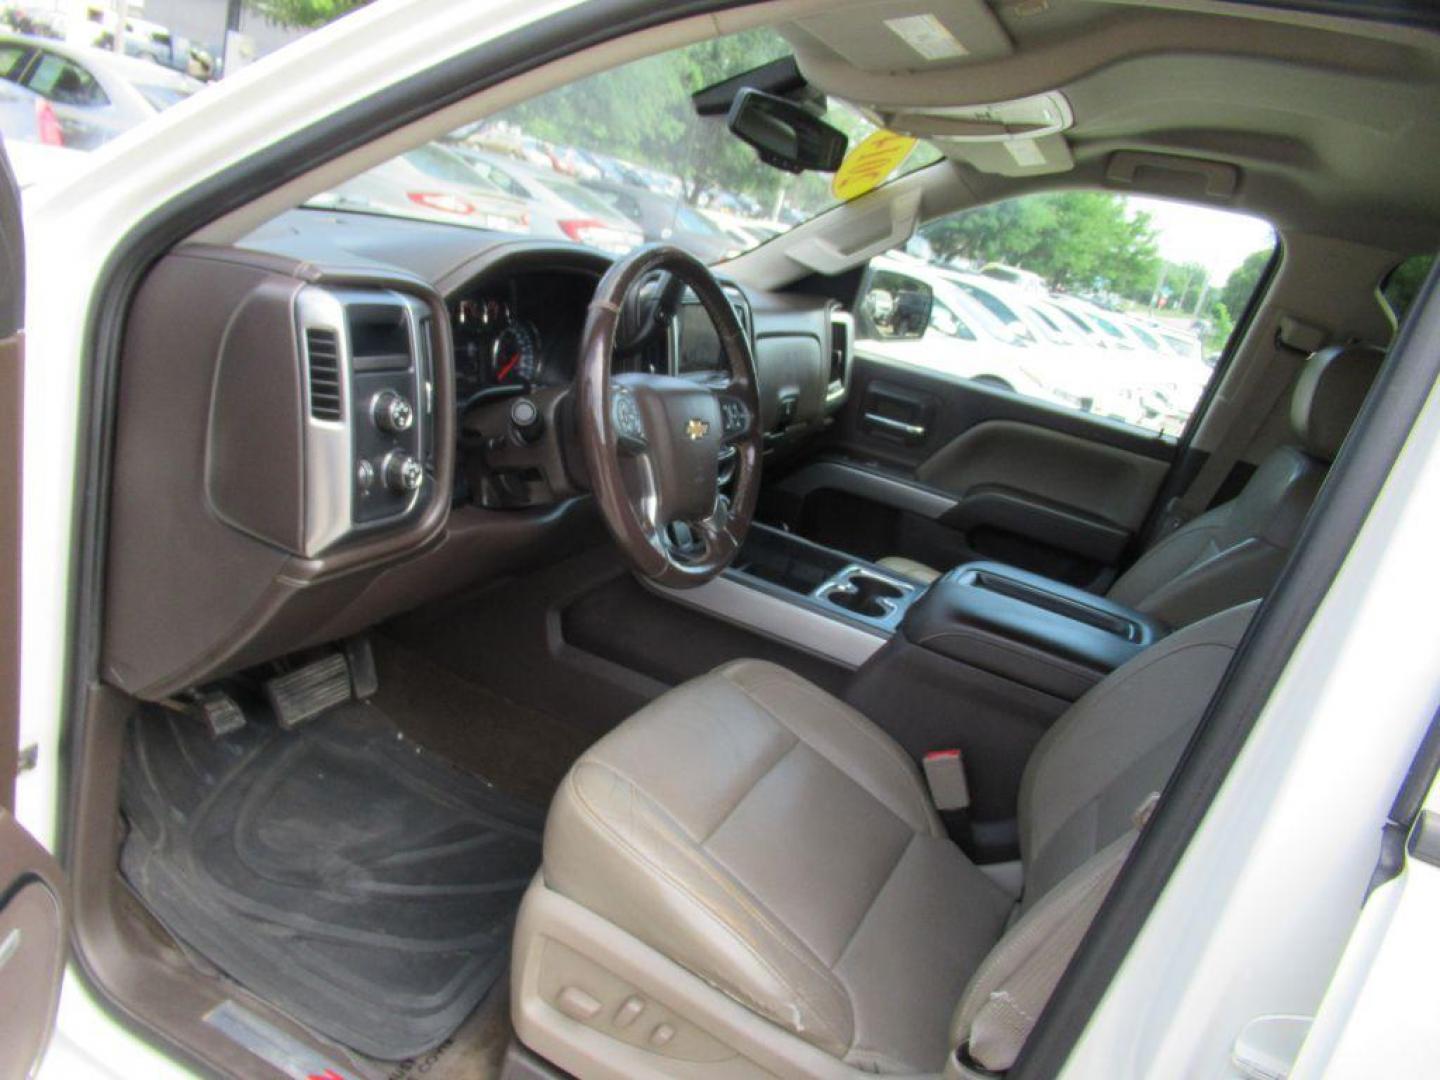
[685,418,710,441]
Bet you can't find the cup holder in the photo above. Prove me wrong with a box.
[822,570,907,619]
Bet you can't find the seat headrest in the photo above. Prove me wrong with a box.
[1290,343,1384,463]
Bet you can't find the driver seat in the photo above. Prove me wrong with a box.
[511,602,1255,1077]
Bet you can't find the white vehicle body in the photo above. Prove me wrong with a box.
[5,3,1440,1079]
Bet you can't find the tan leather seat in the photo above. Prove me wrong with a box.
[511,603,1257,1078]
[880,343,1383,625]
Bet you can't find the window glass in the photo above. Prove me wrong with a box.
[303,28,943,260]
[1126,321,1162,351]
[134,83,195,111]
[856,192,1276,435]
[0,44,30,81]
[404,145,494,188]
[931,300,977,342]
[1382,254,1435,323]
[26,53,107,106]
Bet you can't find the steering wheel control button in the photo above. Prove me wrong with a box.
[355,459,375,492]
[382,451,424,494]
[509,397,543,444]
[721,398,749,436]
[613,391,646,448]
[371,390,415,434]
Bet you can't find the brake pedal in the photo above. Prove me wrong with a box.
[265,653,353,730]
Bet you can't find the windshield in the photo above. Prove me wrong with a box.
[306,28,941,262]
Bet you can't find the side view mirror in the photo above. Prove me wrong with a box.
[859,269,934,341]
[727,88,847,174]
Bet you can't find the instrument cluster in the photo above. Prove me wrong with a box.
[453,294,544,401]
[450,268,599,402]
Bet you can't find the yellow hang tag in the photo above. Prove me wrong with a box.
[831,130,918,201]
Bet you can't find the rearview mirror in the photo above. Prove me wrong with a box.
[859,269,934,341]
[727,89,847,174]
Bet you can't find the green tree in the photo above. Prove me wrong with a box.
[1205,301,1234,354]
[1383,254,1436,322]
[501,30,802,208]
[246,0,370,27]
[917,192,1161,300]
[1218,248,1272,320]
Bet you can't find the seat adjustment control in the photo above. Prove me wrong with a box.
[372,389,415,433]
[381,450,423,494]
[556,986,602,1022]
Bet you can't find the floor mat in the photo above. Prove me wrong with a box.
[369,633,596,807]
[120,702,544,1060]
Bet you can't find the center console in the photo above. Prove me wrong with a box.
[843,560,1165,861]
[649,521,1167,862]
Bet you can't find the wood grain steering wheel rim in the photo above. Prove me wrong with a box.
[576,245,761,588]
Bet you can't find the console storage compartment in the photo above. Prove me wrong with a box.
[732,524,921,633]
[901,562,1165,701]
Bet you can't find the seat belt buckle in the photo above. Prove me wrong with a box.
[1155,495,1192,539]
[923,749,971,811]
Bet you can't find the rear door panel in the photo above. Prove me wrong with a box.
[769,353,1172,586]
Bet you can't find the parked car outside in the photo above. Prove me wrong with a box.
[580,175,738,262]
[307,144,530,235]
[862,257,1116,413]
[0,33,201,149]
[980,262,1048,292]
[446,145,642,254]
[0,72,58,145]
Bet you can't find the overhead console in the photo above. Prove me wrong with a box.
[102,246,454,700]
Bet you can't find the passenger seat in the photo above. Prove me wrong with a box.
[880,343,1382,627]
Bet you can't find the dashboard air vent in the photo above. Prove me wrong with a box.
[305,328,343,420]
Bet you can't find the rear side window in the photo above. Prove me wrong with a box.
[26,53,108,107]
[134,83,195,111]
[405,146,487,187]
[860,192,1276,436]
[0,44,31,81]
[1383,254,1435,324]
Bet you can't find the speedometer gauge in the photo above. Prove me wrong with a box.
[490,322,541,384]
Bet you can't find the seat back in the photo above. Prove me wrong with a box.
[1107,343,1383,626]
[948,600,1259,1075]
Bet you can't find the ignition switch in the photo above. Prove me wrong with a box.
[509,397,544,444]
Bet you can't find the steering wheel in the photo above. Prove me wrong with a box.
[577,245,761,588]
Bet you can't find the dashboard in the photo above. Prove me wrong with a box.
[100,213,852,702]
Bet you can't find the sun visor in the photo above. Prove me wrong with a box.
[786,186,923,275]
[943,133,1073,176]
[877,91,1076,176]
[790,2,1013,73]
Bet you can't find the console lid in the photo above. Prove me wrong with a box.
[901,562,1166,700]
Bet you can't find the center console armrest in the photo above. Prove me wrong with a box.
[901,562,1166,700]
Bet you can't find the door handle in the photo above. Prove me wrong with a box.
[864,413,926,439]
